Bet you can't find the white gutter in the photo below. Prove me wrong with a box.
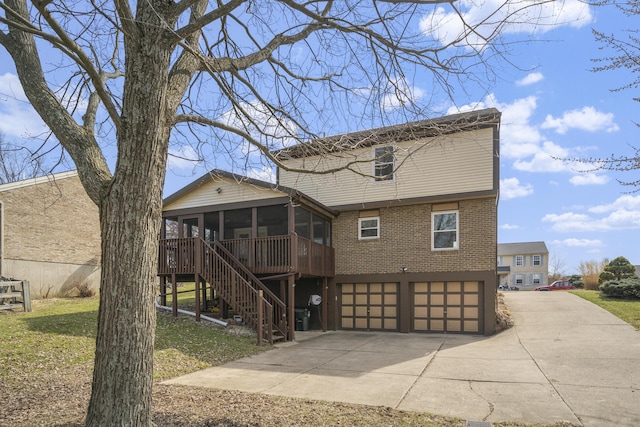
[155,297,228,327]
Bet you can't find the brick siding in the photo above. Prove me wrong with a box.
[1,175,101,266]
[333,198,496,275]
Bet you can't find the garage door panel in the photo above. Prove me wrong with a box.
[370,294,382,305]
[384,319,397,330]
[464,320,479,332]
[431,294,444,305]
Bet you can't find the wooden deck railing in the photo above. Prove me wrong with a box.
[219,234,334,277]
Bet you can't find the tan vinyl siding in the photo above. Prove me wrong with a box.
[163,177,286,211]
[279,128,495,207]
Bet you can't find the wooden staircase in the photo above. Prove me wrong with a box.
[159,237,288,344]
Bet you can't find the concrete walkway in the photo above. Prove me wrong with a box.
[164,292,640,426]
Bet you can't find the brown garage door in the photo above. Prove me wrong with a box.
[340,282,399,331]
[412,281,480,333]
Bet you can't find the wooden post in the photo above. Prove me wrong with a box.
[321,277,327,332]
[160,276,167,307]
[171,273,178,317]
[257,290,263,346]
[22,281,31,312]
[194,274,201,322]
[288,274,295,340]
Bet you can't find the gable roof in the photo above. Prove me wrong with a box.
[498,241,549,256]
[0,170,78,193]
[275,108,501,160]
[163,169,338,218]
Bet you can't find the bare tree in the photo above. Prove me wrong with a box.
[548,253,566,283]
[0,131,45,183]
[567,1,640,189]
[0,1,562,425]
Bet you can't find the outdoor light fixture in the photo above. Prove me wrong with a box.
[401,267,408,273]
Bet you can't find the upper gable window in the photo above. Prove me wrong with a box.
[373,146,394,181]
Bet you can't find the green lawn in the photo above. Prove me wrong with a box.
[0,297,265,385]
[571,290,640,330]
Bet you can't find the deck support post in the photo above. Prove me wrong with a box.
[194,274,201,322]
[322,277,328,332]
[171,273,178,317]
[288,274,295,340]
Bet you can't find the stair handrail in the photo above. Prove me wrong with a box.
[208,239,287,340]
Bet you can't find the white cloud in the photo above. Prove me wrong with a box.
[500,223,519,230]
[500,177,533,200]
[0,72,49,139]
[420,0,592,49]
[569,172,610,186]
[380,77,425,111]
[589,195,640,214]
[247,166,276,183]
[541,106,619,134]
[512,140,568,172]
[543,199,640,232]
[516,72,544,86]
[552,238,603,247]
[167,145,201,170]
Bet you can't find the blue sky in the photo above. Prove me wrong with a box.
[0,2,638,274]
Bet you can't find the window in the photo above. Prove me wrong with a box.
[374,146,394,181]
[359,217,380,240]
[432,210,458,250]
[515,274,524,285]
[533,255,542,266]
[532,273,541,284]
[515,255,524,266]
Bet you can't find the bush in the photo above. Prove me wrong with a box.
[599,278,640,299]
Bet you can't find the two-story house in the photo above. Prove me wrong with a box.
[159,108,501,341]
[497,242,549,289]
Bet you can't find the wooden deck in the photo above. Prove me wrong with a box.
[158,235,334,278]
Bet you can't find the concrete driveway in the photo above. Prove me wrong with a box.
[164,292,640,426]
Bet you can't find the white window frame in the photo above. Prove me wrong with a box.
[515,274,524,285]
[373,146,395,182]
[431,210,459,251]
[358,217,380,240]
[532,273,541,284]
[515,255,524,266]
[532,255,542,266]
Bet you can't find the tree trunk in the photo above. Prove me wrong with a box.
[85,23,172,426]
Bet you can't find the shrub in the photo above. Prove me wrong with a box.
[77,283,96,298]
[599,278,640,299]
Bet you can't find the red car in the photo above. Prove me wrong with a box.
[535,280,576,291]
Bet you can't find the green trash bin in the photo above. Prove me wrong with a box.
[294,308,310,331]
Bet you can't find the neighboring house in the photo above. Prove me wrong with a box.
[0,171,101,298]
[160,108,501,340]
[497,242,549,289]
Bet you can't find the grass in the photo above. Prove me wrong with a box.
[571,289,640,330]
[0,297,573,426]
[0,297,264,386]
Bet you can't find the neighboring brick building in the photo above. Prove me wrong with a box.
[0,171,101,297]
[497,241,549,290]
